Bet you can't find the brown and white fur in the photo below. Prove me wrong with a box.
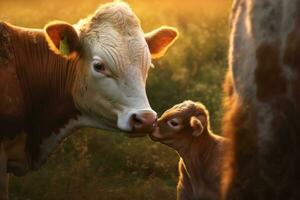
[222,0,300,199]
[150,101,230,200]
[0,2,178,198]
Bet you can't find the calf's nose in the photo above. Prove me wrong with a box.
[130,110,157,134]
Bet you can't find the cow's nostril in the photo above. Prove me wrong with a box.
[132,114,143,127]
[129,111,157,133]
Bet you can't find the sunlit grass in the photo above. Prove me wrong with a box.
[1,0,232,199]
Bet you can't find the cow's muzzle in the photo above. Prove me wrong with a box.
[118,109,157,136]
[130,110,157,135]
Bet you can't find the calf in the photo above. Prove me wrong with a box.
[150,100,229,200]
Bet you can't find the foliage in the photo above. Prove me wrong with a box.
[0,0,231,199]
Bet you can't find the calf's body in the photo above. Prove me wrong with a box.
[150,101,229,200]
[177,133,228,200]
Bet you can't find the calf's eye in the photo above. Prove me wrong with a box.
[167,118,180,128]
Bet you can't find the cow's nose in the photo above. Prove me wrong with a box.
[130,110,157,134]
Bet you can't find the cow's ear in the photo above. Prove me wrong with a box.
[44,21,80,58]
[145,26,178,59]
[190,115,206,137]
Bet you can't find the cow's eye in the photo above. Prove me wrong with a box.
[91,57,112,77]
[167,118,180,128]
[93,61,106,73]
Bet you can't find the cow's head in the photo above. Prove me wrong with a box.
[44,2,178,136]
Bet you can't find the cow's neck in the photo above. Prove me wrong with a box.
[9,24,81,168]
[178,132,219,194]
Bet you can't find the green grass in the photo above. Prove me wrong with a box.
[0,0,231,199]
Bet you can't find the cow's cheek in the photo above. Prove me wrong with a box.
[73,73,121,121]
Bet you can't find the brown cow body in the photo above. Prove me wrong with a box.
[0,2,179,199]
[0,22,89,199]
[0,22,79,173]
[222,0,300,199]
[150,101,230,200]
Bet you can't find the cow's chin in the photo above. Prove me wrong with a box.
[78,115,119,131]
[87,119,147,137]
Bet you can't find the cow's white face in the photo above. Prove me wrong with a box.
[44,2,178,135]
[74,26,153,133]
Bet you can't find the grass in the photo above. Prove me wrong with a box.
[0,0,232,199]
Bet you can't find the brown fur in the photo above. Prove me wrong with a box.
[0,22,81,173]
[255,41,287,101]
[222,0,300,199]
[0,21,82,199]
[145,26,179,59]
[150,101,230,200]
[0,141,9,200]
[0,2,179,199]
[44,21,80,59]
[221,72,261,199]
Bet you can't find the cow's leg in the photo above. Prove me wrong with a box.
[0,141,8,200]
[0,174,9,200]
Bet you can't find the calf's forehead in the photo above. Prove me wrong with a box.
[161,103,198,121]
[161,101,209,122]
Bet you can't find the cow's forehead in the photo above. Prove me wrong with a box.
[77,2,150,74]
[78,2,141,37]
[82,30,150,76]
[93,2,140,28]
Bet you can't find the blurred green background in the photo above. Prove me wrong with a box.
[0,0,231,199]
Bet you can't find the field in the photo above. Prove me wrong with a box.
[0,0,232,199]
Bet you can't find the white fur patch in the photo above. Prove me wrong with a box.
[280,0,297,99]
[229,0,257,100]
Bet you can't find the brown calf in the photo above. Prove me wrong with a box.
[150,100,230,200]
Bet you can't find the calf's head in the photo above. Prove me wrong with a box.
[44,2,178,136]
[150,100,210,150]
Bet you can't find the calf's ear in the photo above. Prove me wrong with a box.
[44,21,80,58]
[190,115,206,137]
[145,26,178,59]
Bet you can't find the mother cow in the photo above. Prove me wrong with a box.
[223,0,300,199]
[0,1,177,197]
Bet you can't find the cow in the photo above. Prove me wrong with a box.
[0,1,178,199]
[150,100,230,200]
[222,0,300,199]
